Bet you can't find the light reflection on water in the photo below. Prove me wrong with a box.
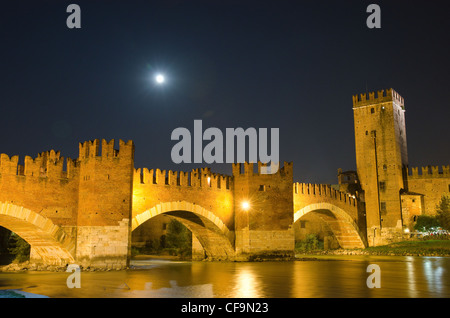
[0,256,448,298]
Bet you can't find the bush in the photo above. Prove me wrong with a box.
[295,234,323,252]
[8,233,30,263]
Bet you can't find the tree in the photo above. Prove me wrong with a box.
[165,219,192,257]
[414,215,440,233]
[436,195,450,231]
[8,233,30,262]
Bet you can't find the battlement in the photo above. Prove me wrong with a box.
[293,182,357,207]
[134,167,232,190]
[0,149,80,179]
[408,165,450,178]
[352,88,405,108]
[78,139,134,160]
[232,161,293,176]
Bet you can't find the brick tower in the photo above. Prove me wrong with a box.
[232,162,294,260]
[352,89,408,246]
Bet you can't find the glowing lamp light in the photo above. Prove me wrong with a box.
[404,228,410,234]
[241,201,250,211]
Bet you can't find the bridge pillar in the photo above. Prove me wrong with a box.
[233,162,295,261]
[75,140,134,269]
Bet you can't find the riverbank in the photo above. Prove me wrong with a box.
[0,255,187,272]
[296,240,450,257]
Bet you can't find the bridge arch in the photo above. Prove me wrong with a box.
[132,201,235,260]
[294,203,367,249]
[0,202,76,265]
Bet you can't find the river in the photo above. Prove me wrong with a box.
[0,255,448,298]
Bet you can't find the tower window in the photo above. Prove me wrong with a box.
[300,221,306,229]
[379,181,386,191]
[383,164,387,171]
[365,131,368,135]
[371,108,375,114]
[380,202,387,212]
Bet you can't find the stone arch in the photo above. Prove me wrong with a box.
[132,201,235,260]
[294,203,367,249]
[0,202,75,265]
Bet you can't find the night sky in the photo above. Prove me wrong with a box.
[1,1,449,184]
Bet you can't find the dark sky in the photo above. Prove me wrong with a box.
[1,1,449,184]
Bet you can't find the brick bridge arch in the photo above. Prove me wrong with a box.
[293,183,368,249]
[294,203,367,249]
[132,201,235,260]
[0,202,75,265]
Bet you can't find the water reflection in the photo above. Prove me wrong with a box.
[406,256,418,298]
[0,256,449,298]
[233,267,261,298]
[422,257,445,296]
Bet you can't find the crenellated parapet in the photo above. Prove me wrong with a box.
[78,139,133,161]
[352,88,404,108]
[408,165,450,178]
[232,161,293,176]
[134,167,233,190]
[293,182,357,207]
[0,150,79,180]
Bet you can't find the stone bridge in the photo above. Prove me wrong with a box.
[0,139,368,268]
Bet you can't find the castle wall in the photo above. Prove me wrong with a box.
[0,151,79,227]
[407,166,450,215]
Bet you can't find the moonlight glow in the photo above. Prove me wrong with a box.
[155,74,165,84]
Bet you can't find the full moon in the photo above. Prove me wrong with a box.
[155,74,165,84]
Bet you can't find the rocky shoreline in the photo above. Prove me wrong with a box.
[0,261,127,272]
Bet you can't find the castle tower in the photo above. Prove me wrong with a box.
[232,162,294,260]
[352,89,408,246]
